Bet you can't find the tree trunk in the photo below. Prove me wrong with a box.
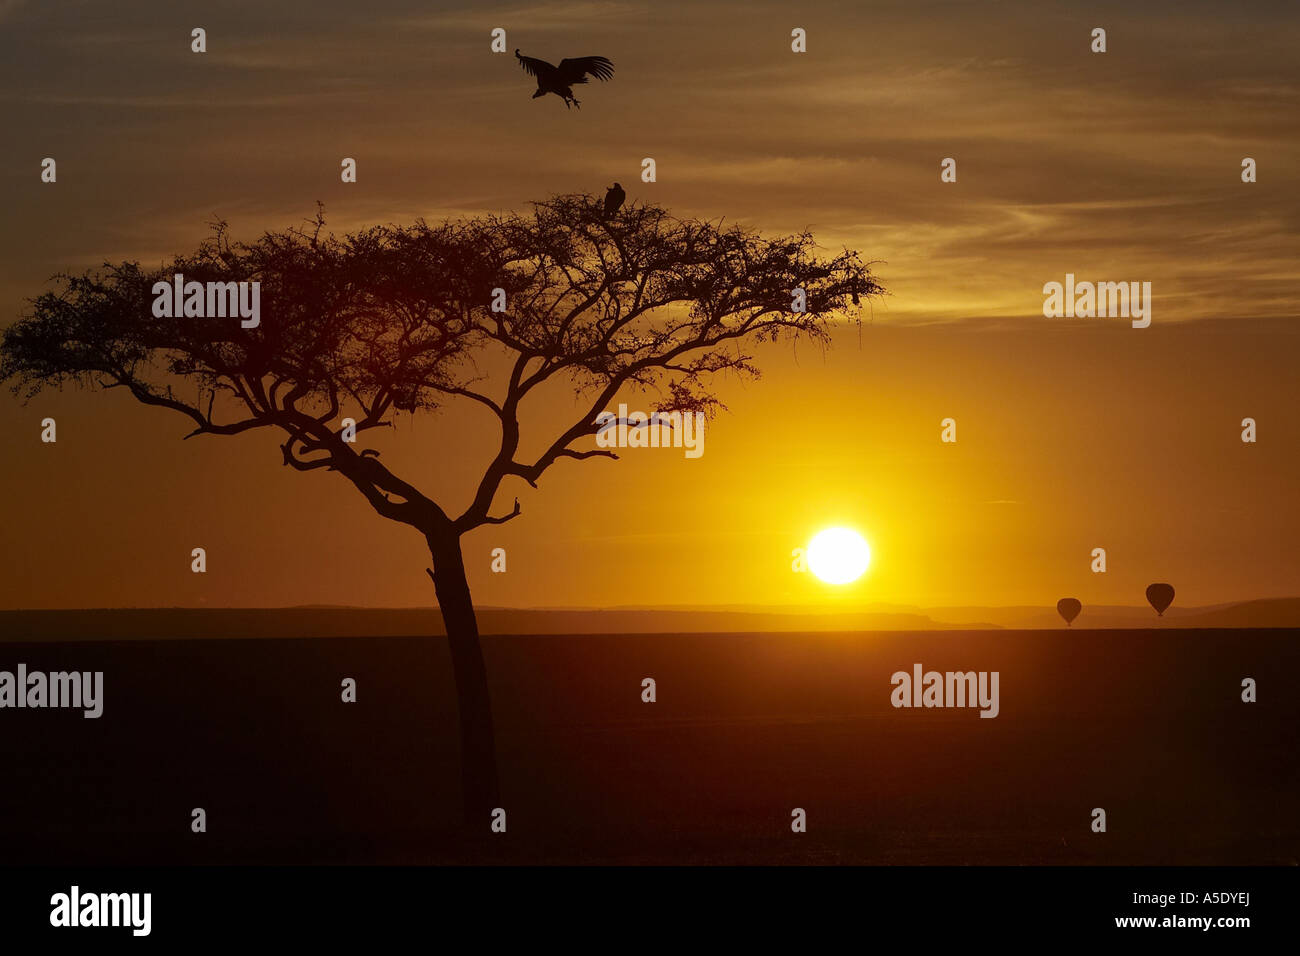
[426,533,500,826]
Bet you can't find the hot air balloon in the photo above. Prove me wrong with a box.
[1145,583,1175,616]
[1057,598,1081,626]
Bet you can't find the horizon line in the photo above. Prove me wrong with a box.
[3,597,1297,614]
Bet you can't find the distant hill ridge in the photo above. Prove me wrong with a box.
[0,598,1297,640]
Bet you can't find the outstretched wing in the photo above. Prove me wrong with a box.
[556,56,614,84]
[515,53,555,80]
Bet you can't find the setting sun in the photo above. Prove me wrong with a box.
[806,527,872,585]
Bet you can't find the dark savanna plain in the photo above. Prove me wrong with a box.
[2,610,1296,865]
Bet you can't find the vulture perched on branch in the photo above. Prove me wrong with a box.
[515,49,615,109]
[603,183,626,217]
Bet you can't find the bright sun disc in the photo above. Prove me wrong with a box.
[807,527,871,585]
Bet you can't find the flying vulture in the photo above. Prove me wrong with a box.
[603,183,626,217]
[515,49,615,109]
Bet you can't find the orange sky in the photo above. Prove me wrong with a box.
[1,0,1297,610]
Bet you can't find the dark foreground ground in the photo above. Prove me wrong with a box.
[0,627,1296,865]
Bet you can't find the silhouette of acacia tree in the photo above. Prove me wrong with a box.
[2,194,883,824]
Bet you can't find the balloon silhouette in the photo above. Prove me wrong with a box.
[1146,583,1175,616]
[1056,598,1081,626]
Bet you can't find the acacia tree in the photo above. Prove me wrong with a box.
[1,194,882,823]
